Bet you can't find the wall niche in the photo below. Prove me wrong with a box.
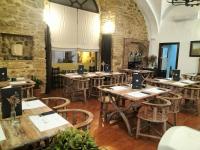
[0,33,33,60]
[123,38,149,69]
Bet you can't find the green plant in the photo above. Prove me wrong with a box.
[32,76,42,89]
[47,128,99,150]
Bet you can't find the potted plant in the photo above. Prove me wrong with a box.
[148,55,157,68]
[32,76,42,97]
[46,128,100,150]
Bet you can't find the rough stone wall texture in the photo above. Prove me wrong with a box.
[0,0,147,91]
[0,0,46,92]
[98,0,148,71]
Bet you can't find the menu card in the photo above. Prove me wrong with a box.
[0,125,6,141]
[22,100,46,110]
[127,91,148,98]
[143,87,165,94]
[29,113,69,132]
[110,86,128,91]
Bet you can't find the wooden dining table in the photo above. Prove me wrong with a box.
[182,73,200,81]
[60,71,126,90]
[0,79,35,88]
[0,101,72,150]
[9,79,35,87]
[98,84,170,136]
[120,69,154,82]
[60,71,125,79]
[146,78,199,88]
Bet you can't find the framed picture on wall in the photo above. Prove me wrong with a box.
[190,41,200,57]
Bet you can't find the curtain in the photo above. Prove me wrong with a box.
[47,2,100,51]
[48,2,78,49]
[78,9,100,50]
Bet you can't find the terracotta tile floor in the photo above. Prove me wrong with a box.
[43,89,200,150]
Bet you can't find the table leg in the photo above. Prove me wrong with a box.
[108,94,133,136]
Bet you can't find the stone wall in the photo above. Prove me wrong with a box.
[0,0,46,92]
[98,0,148,71]
[0,0,147,92]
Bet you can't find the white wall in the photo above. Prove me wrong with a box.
[149,6,200,74]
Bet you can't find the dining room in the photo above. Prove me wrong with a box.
[0,0,200,150]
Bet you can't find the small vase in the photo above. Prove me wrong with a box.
[11,107,19,126]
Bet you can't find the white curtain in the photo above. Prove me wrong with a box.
[47,3,77,49]
[78,9,100,50]
[46,2,100,51]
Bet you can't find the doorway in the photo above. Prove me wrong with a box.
[158,43,180,78]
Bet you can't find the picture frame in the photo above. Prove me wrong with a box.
[190,41,200,57]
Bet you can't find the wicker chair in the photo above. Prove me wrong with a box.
[182,85,200,115]
[110,73,127,85]
[58,109,94,130]
[158,92,182,126]
[145,79,158,86]
[62,77,73,98]
[21,84,36,101]
[97,85,113,122]
[98,85,124,122]
[90,77,105,97]
[41,97,70,111]
[136,97,171,139]
[71,78,90,102]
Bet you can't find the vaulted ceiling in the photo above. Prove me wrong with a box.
[135,0,200,38]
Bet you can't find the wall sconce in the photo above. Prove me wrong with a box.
[102,0,115,34]
[43,0,49,24]
[102,19,115,34]
[43,1,60,32]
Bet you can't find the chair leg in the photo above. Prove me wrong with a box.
[197,100,200,116]
[100,102,104,121]
[84,90,87,102]
[136,118,141,139]
[101,102,108,122]
[163,121,167,134]
[173,113,177,126]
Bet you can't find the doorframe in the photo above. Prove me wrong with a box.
[158,42,180,70]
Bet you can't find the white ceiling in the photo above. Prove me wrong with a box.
[135,0,200,38]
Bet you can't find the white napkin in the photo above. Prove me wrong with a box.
[181,80,196,84]
[0,125,6,141]
[110,86,128,91]
[172,82,188,87]
[22,100,46,110]
[10,81,26,85]
[127,91,148,98]
[143,87,164,94]
[157,79,169,82]
[112,72,121,74]
[87,73,96,77]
